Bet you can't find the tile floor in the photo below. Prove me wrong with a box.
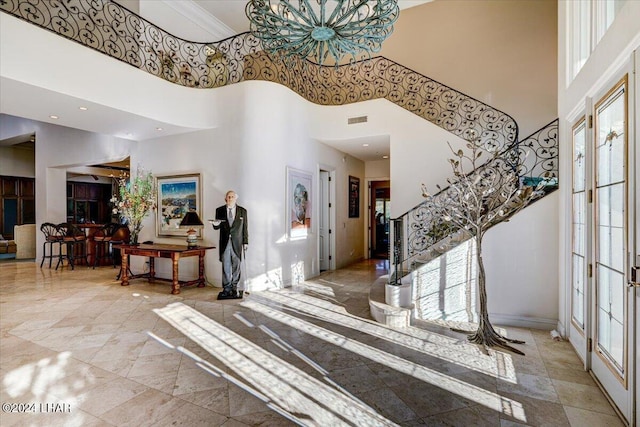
[0,259,623,426]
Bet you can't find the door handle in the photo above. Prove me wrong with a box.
[629,267,639,288]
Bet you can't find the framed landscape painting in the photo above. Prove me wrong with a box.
[156,173,201,238]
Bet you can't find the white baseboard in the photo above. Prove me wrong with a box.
[489,312,558,330]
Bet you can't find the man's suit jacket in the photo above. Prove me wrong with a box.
[213,204,248,261]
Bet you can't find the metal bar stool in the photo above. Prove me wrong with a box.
[40,222,62,268]
[56,223,88,270]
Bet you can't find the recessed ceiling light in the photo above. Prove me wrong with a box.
[79,106,88,111]
[362,143,369,147]
[156,127,163,131]
[49,115,59,119]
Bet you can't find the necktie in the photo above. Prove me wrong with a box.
[228,208,234,225]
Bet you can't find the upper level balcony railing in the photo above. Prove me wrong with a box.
[1,0,519,152]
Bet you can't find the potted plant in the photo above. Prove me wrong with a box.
[111,166,157,245]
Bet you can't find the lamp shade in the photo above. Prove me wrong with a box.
[179,211,203,227]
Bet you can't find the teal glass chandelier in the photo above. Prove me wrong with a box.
[246,0,400,65]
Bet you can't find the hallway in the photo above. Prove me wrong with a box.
[0,259,620,426]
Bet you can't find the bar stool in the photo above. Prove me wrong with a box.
[40,222,62,268]
[93,223,127,269]
[56,223,88,270]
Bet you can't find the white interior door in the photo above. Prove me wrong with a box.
[590,74,633,423]
[319,169,330,271]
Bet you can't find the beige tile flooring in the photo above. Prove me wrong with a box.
[0,259,623,426]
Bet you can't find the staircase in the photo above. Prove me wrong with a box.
[371,119,559,326]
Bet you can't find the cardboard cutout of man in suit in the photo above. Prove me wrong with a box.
[210,190,248,299]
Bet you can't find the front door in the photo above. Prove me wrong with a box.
[569,117,588,362]
[590,74,633,422]
[570,69,636,424]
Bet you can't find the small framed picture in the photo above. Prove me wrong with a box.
[156,173,201,238]
[349,175,360,218]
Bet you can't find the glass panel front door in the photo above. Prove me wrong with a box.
[594,79,627,377]
[572,120,587,332]
[591,75,630,420]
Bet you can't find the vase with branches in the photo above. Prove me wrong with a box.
[110,166,157,245]
[422,140,545,355]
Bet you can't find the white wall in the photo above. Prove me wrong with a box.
[0,13,219,131]
[383,0,558,138]
[307,98,469,217]
[365,159,390,180]
[483,192,560,329]
[137,0,232,42]
[1,83,366,288]
[135,81,365,287]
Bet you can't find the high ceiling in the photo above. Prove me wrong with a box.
[193,0,431,34]
[1,1,431,163]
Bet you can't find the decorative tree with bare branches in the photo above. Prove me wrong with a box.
[422,140,543,355]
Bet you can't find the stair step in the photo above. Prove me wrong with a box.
[368,276,412,328]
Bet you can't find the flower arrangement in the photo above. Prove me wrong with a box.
[110,166,157,245]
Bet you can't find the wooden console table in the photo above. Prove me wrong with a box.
[114,244,214,294]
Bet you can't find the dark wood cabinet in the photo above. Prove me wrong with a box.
[20,180,35,197]
[66,182,112,224]
[2,178,18,197]
[1,176,35,240]
[74,183,88,200]
[89,185,101,200]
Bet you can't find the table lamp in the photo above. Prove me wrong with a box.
[179,211,203,247]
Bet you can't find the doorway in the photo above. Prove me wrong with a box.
[569,70,636,424]
[319,168,335,272]
[370,180,390,259]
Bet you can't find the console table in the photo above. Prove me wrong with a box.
[114,244,214,294]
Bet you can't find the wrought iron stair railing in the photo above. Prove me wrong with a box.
[0,0,518,153]
[390,119,559,285]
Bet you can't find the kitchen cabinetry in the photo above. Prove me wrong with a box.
[66,182,112,224]
[1,176,35,240]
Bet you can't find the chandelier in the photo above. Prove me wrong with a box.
[246,0,400,65]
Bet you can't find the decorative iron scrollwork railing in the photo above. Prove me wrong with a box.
[391,119,558,284]
[0,0,518,151]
